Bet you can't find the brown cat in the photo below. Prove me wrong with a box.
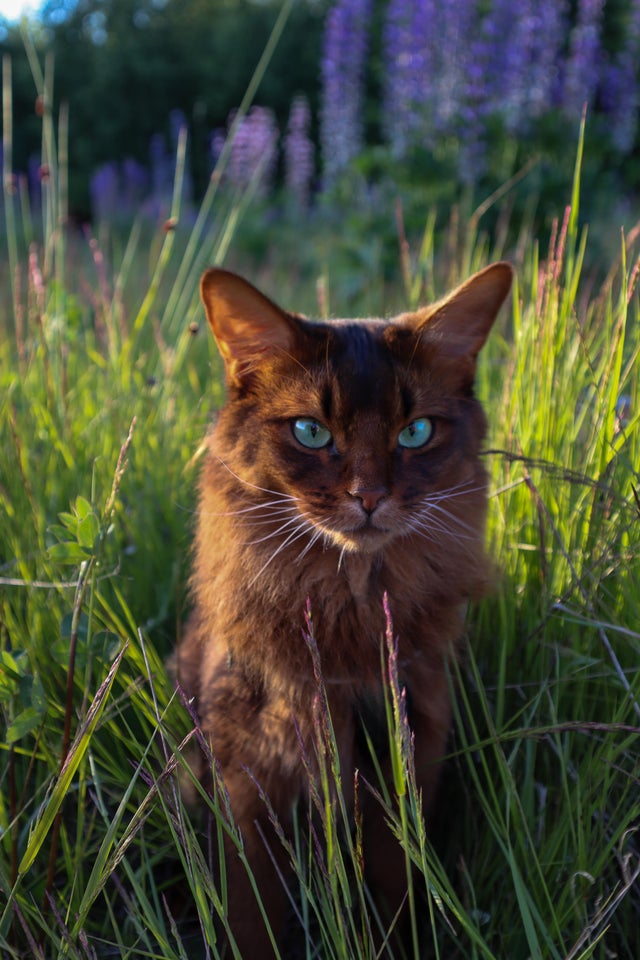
[176,262,512,957]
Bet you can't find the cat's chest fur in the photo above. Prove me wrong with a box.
[342,551,378,599]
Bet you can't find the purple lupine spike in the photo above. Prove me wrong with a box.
[525,0,568,119]
[121,158,148,216]
[505,0,567,130]
[383,0,435,156]
[224,106,279,198]
[432,0,477,134]
[383,0,482,177]
[439,0,483,180]
[320,0,372,184]
[284,95,315,209]
[27,154,43,211]
[562,0,606,118]
[601,0,640,152]
[149,131,174,216]
[90,162,119,222]
[475,0,567,136]
[462,0,513,179]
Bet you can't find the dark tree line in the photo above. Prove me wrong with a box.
[3,0,326,217]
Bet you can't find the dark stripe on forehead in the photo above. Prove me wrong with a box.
[334,323,395,410]
[342,324,375,367]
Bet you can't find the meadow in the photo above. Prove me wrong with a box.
[1,39,640,960]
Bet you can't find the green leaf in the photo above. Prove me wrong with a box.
[0,649,23,679]
[74,496,94,521]
[6,706,44,743]
[0,673,19,702]
[48,542,91,564]
[0,651,28,700]
[30,673,46,712]
[57,511,79,534]
[77,511,100,549]
[48,523,73,543]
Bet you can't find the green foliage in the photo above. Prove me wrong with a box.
[1,0,325,216]
[0,61,639,960]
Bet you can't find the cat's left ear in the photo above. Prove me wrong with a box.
[416,262,513,360]
[200,268,298,387]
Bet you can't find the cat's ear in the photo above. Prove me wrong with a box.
[200,268,297,386]
[415,262,513,359]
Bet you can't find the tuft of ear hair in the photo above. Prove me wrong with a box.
[200,268,298,387]
[414,261,513,359]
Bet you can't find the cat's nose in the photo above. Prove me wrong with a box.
[350,487,388,515]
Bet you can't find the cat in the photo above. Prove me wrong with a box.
[176,261,513,957]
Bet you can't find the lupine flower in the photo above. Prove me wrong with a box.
[149,132,174,213]
[284,95,315,209]
[215,106,279,198]
[490,0,567,133]
[121,158,148,212]
[601,0,640,152]
[562,0,605,118]
[434,0,481,180]
[383,0,483,176]
[383,0,441,156]
[320,0,372,184]
[90,162,120,222]
[27,154,43,210]
[432,1,477,133]
[90,159,149,222]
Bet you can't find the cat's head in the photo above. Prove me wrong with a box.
[199,264,512,557]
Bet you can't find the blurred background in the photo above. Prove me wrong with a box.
[1,0,639,263]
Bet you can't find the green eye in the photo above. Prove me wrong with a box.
[292,418,333,449]
[398,417,433,449]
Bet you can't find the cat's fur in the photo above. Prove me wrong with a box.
[176,262,513,956]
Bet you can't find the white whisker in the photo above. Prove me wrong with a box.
[416,502,479,538]
[200,501,298,520]
[294,521,333,563]
[401,478,485,550]
[409,518,476,546]
[213,455,300,502]
[421,478,486,503]
[247,519,316,587]
[243,513,304,546]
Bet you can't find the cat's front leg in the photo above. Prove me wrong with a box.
[198,669,302,958]
[213,765,291,959]
[359,666,453,952]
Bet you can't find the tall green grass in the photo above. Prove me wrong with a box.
[1,49,639,959]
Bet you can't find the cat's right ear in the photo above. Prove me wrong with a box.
[200,268,297,387]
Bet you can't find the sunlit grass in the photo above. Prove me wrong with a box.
[1,47,639,960]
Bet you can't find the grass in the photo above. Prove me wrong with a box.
[1,50,639,960]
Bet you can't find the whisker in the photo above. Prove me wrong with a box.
[244,514,305,546]
[247,520,316,587]
[294,520,334,563]
[198,501,298,520]
[213,455,300,503]
[407,509,479,547]
[409,521,476,546]
[421,479,487,503]
[416,504,479,539]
